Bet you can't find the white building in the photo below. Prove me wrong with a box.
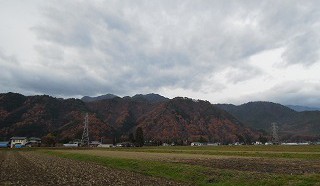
[97,144,114,148]
[207,143,220,146]
[10,137,28,148]
[191,142,203,146]
[63,141,80,147]
[254,141,262,145]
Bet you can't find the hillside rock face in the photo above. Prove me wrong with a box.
[215,102,320,140]
[0,93,258,143]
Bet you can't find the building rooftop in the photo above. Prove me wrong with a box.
[29,137,41,141]
[10,137,27,140]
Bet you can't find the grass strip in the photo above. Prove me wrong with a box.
[105,145,320,153]
[94,148,320,159]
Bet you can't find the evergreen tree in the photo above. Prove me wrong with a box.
[135,127,144,147]
[258,135,268,144]
[129,133,135,143]
[199,136,207,143]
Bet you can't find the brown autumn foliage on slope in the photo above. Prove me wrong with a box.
[136,97,257,143]
[0,93,112,142]
[86,97,156,133]
[86,96,259,143]
[0,92,258,143]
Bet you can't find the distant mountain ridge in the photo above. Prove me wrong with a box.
[215,102,296,130]
[286,105,320,112]
[81,93,169,103]
[215,101,320,139]
[130,93,169,103]
[1,92,319,142]
[81,94,119,102]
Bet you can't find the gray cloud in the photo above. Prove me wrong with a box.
[282,31,320,65]
[0,50,19,88]
[1,0,320,106]
[233,81,320,107]
[223,63,263,84]
[270,82,320,107]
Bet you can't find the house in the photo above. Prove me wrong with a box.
[233,142,242,146]
[10,137,28,148]
[207,143,220,146]
[253,141,262,145]
[116,142,134,147]
[63,141,80,147]
[97,144,114,148]
[191,142,203,146]
[89,141,101,147]
[26,137,42,147]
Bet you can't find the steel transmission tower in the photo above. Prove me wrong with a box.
[81,113,90,147]
[271,122,279,144]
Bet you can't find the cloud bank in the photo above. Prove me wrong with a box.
[0,0,320,106]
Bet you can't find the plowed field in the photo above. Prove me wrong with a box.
[0,150,182,186]
[1,145,320,185]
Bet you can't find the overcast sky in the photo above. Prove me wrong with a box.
[0,1,320,106]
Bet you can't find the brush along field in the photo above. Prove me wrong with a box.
[2,145,320,185]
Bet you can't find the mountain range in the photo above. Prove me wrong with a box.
[0,92,319,143]
[215,102,320,140]
[286,105,320,112]
[81,93,169,103]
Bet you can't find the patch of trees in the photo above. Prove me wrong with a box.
[42,133,56,147]
[112,127,144,147]
[135,127,144,147]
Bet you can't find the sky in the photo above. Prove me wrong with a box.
[0,0,320,106]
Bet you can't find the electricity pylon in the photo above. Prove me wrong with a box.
[81,113,90,147]
[271,122,279,144]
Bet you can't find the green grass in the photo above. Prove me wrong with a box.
[38,150,320,186]
[89,145,320,159]
[107,145,320,152]
[4,144,320,159]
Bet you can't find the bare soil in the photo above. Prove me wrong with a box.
[0,150,183,186]
[179,157,320,174]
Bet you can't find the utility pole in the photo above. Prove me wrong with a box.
[271,122,279,144]
[81,113,90,147]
